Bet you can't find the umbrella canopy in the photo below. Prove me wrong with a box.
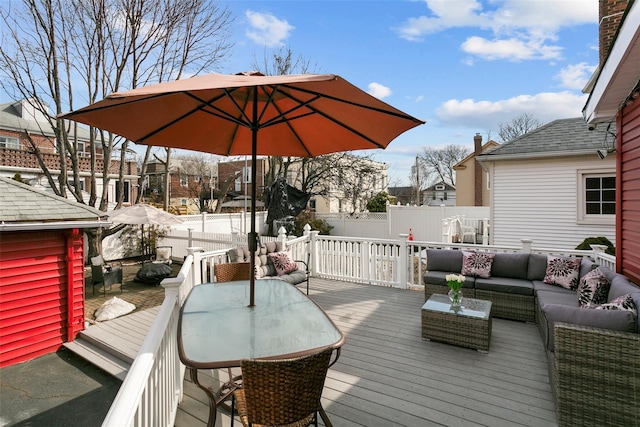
[108,203,184,226]
[61,72,424,306]
[108,204,183,257]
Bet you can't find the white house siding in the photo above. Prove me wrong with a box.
[489,156,616,249]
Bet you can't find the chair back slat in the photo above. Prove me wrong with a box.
[214,262,251,282]
[240,347,333,425]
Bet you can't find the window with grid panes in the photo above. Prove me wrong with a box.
[585,175,615,215]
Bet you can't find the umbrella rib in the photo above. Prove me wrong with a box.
[279,82,424,122]
[274,88,386,149]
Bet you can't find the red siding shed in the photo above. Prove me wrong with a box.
[0,229,86,368]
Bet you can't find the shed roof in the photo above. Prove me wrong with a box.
[477,117,616,161]
[0,176,107,226]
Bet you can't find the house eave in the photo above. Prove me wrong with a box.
[583,0,640,125]
[477,149,601,162]
[0,220,111,232]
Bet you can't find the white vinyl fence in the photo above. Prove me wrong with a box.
[318,205,490,241]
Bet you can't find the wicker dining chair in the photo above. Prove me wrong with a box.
[214,262,252,282]
[231,347,334,427]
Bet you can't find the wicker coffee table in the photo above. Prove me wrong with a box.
[421,294,493,352]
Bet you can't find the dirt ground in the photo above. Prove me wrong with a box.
[84,260,182,324]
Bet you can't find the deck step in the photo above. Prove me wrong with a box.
[63,337,130,381]
[77,329,136,364]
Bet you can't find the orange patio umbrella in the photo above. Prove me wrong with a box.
[60,72,424,306]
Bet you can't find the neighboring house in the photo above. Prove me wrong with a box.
[307,156,388,214]
[0,99,139,206]
[388,186,418,205]
[145,158,215,213]
[0,176,107,368]
[217,156,388,214]
[583,0,640,283]
[217,158,267,206]
[454,134,500,206]
[422,181,456,207]
[477,117,616,249]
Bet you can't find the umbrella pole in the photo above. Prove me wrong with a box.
[248,94,258,308]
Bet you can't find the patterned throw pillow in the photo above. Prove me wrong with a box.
[543,256,581,290]
[596,293,638,316]
[577,268,611,308]
[267,251,298,276]
[461,251,495,279]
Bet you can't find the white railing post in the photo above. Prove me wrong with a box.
[187,228,193,247]
[278,226,288,248]
[521,239,533,253]
[201,212,206,232]
[482,218,489,245]
[590,244,607,256]
[362,240,371,283]
[442,218,450,243]
[398,233,409,289]
[231,231,239,246]
[188,247,203,288]
[309,230,319,276]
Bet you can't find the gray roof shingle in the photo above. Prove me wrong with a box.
[477,117,616,159]
[0,176,106,223]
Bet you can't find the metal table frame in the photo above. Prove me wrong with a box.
[178,279,345,426]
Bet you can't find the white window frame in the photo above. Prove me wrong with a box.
[180,175,188,187]
[242,166,252,184]
[0,136,19,149]
[577,169,615,225]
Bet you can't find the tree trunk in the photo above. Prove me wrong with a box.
[85,227,103,261]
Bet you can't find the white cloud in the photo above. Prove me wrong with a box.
[368,82,392,99]
[245,11,294,47]
[556,62,597,90]
[395,0,597,62]
[462,36,563,61]
[435,91,588,129]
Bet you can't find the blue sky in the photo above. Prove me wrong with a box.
[216,0,600,185]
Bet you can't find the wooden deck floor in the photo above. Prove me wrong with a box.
[175,278,557,427]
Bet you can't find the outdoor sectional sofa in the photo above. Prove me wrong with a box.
[227,241,309,291]
[423,248,640,426]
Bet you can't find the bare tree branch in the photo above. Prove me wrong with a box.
[419,145,471,187]
[498,113,543,142]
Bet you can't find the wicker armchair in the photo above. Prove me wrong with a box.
[90,255,123,296]
[554,322,640,426]
[231,347,334,427]
[214,262,252,282]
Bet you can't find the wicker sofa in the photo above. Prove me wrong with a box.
[227,241,309,290]
[423,248,640,426]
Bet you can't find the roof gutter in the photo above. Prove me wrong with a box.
[0,220,111,232]
[583,0,640,124]
[476,149,601,162]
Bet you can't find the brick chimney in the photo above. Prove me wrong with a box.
[599,0,628,65]
[474,133,482,206]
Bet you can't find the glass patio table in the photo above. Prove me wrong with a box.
[178,279,345,427]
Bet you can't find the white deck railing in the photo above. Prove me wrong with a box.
[102,233,616,426]
[101,256,194,427]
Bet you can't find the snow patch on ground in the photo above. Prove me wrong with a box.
[94,297,136,322]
